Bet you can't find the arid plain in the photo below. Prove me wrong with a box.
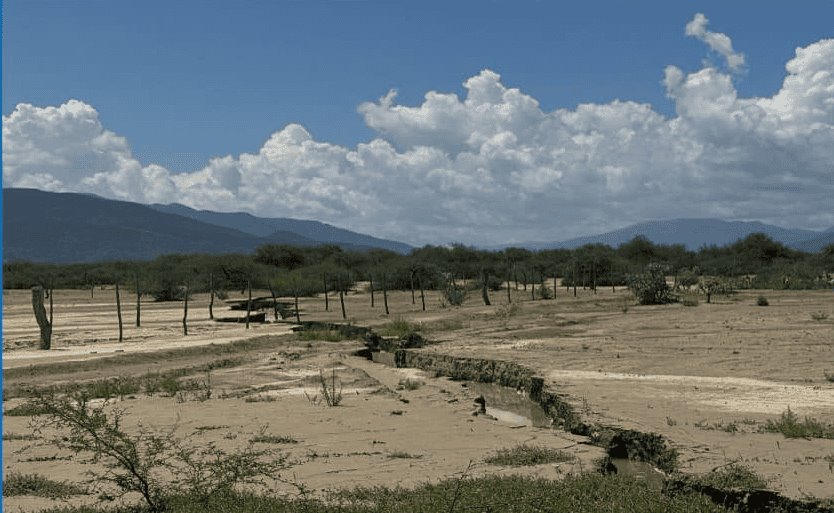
[3,285,833,511]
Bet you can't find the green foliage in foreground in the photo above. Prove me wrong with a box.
[3,471,87,498]
[30,474,731,513]
[484,444,574,466]
[689,464,768,490]
[762,407,834,439]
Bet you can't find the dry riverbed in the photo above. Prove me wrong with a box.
[3,286,833,510]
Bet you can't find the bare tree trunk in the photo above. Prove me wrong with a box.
[573,263,578,298]
[338,276,347,320]
[323,273,329,311]
[32,286,52,350]
[531,277,535,301]
[208,272,214,320]
[91,282,95,299]
[135,274,141,327]
[419,277,426,311]
[410,271,416,304]
[592,259,597,294]
[115,282,123,342]
[48,280,54,326]
[293,281,301,324]
[522,270,527,291]
[506,270,512,304]
[182,283,189,336]
[481,269,491,306]
[382,273,389,315]
[268,280,279,321]
[245,280,251,329]
[369,274,375,308]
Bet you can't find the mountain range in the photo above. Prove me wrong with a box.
[3,188,832,264]
[2,188,411,263]
[506,219,834,253]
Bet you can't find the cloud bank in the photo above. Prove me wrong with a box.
[4,18,833,246]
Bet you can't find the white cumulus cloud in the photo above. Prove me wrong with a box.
[3,17,833,246]
[685,13,746,71]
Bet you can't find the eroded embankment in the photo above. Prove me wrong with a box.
[357,328,834,513]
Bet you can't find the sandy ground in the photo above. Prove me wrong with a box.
[3,285,834,510]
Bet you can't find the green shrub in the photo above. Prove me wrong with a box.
[30,391,289,512]
[484,445,574,466]
[4,401,50,416]
[761,407,834,439]
[628,264,675,305]
[2,471,86,498]
[442,283,467,306]
[297,328,356,342]
[756,295,769,306]
[3,432,38,441]
[387,450,423,459]
[378,317,422,338]
[691,464,767,490]
[251,434,298,444]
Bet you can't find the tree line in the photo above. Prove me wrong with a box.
[5,234,834,298]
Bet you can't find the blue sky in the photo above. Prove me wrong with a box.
[5,1,831,171]
[3,1,834,244]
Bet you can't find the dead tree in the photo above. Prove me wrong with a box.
[135,274,141,328]
[293,279,301,324]
[382,273,389,315]
[208,272,214,320]
[31,286,52,350]
[531,278,536,301]
[506,270,512,304]
[182,283,189,336]
[573,262,578,298]
[369,274,375,308]
[322,272,329,311]
[245,280,252,330]
[48,280,54,326]
[410,270,416,305]
[481,270,491,306]
[268,279,279,321]
[419,277,426,311]
[592,259,597,294]
[115,282,124,342]
[338,275,347,320]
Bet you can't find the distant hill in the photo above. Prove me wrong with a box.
[502,219,833,252]
[2,189,411,263]
[151,203,413,255]
[794,228,834,253]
